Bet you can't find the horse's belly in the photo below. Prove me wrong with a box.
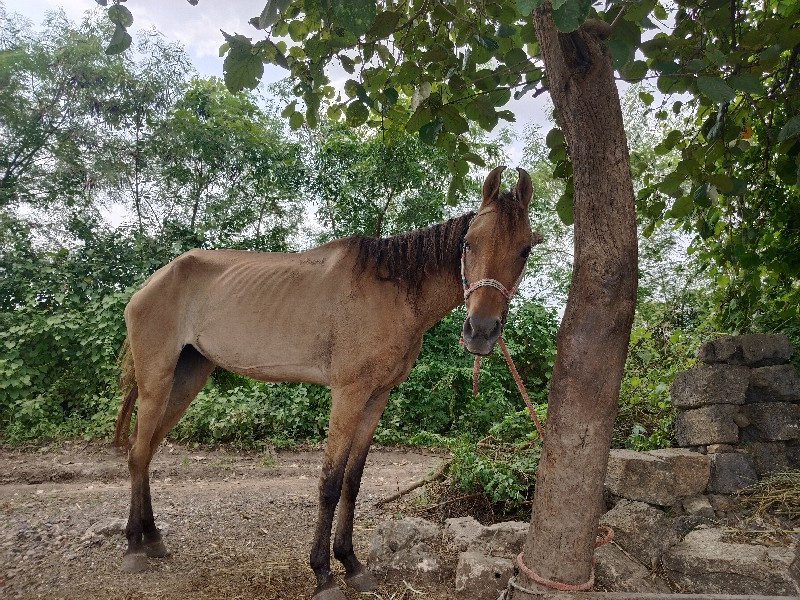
[196,336,329,385]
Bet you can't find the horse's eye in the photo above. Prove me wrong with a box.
[520,245,532,258]
[464,241,472,251]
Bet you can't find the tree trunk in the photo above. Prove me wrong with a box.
[512,7,638,595]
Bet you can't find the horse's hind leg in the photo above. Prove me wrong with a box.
[333,390,389,592]
[122,345,213,573]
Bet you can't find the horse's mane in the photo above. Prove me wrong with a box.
[352,190,526,293]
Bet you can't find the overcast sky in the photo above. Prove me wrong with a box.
[4,0,555,164]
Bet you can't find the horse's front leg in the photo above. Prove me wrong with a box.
[309,383,369,600]
[332,390,390,592]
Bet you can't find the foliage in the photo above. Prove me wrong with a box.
[0,10,123,208]
[616,292,712,450]
[171,381,330,448]
[375,301,558,443]
[153,78,305,246]
[447,405,545,515]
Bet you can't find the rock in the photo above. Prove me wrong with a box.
[743,441,788,476]
[367,517,441,582]
[473,521,528,558]
[671,514,713,539]
[455,551,513,599]
[670,364,749,408]
[740,402,800,441]
[788,442,800,468]
[445,516,484,552]
[733,411,751,428]
[706,443,735,453]
[600,500,679,568]
[663,527,800,595]
[681,495,715,519]
[82,518,126,540]
[594,543,671,593]
[674,405,739,446]
[707,452,757,494]
[708,494,738,515]
[646,448,710,498]
[747,364,800,403]
[698,333,793,367]
[605,449,676,506]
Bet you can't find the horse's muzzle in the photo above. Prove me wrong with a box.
[462,314,502,356]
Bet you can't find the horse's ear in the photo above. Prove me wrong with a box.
[515,168,533,208]
[481,165,506,208]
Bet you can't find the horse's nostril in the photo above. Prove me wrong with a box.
[463,317,474,337]
[490,319,501,339]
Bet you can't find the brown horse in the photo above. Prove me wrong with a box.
[114,166,537,599]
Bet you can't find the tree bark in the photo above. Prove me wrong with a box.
[512,7,638,595]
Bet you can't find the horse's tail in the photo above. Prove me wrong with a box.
[114,338,138,448]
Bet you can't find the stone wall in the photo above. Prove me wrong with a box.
[671,333,800,488]
[368,334,800,597]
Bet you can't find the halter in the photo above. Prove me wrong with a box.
[459,208,527,303]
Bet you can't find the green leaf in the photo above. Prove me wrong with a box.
[281,100,297,118]
[555,194,574,226]
[708,173,734,193]
[475,35,499,51]
[670,196,694,218]
[639,91,654,105]
[697,76,735,104]
[462,152,486,167]
[340,55,355,74]
[369,11,402,38]
[449,158,469,177]
[345,101,370,127]
[258,0,290,29]
[105,24,132,55]
[332,0,376,37]
[107,5,133,28]
[728,73,762,95]
[517,0,543,16]
[440,106,469,135]
[620,60,647,82]
[405,107,432,134]
[552,0,591,33]
[447,175,463,205]
[419,118,444,145]
[545,128,566,149]
[289,111,304,130]
[658,171,686,196]
[777,116,800,142]
[223,38,264,92]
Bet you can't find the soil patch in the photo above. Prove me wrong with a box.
[0,441,455,600]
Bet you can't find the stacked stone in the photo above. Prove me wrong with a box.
[671,333,800,493]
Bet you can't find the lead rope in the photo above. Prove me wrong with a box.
[460,229,612,593]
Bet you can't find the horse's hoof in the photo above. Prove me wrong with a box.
[143,538,169,558]
[344,569,378,592]
[121,552,148,573]
[310,585,347,600]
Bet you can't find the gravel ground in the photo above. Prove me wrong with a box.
[0,441,457,600]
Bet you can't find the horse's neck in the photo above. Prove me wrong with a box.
[415,267,465,331]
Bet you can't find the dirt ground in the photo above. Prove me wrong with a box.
[0,441,458,600]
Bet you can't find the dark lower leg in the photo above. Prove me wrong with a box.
[333,391,388,586]
[310,461,347,590]
[332,448,369,574]
[125,473,145,554]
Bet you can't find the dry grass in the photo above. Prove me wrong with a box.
[737,469,800,518]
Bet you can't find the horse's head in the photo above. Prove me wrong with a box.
[461,166,540,356]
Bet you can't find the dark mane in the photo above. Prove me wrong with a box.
[352,192,526,293]
[352,212,474,293]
